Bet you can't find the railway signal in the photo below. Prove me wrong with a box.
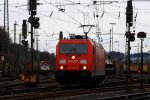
[21,40,29,47]
[28,17,40,28]
[130,33,135,41]
[125,32,135,42]
[137,32,146,38]
[29,0,37,11]
[22,20,27,39]
[126,0,133,27]
[28,0,37,15]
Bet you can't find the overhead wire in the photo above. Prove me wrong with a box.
[2,1,150,39]
[42,0,81,25]
[3,0,150,37]
[7,3,81,34]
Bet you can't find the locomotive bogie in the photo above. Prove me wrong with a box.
[55,71,91,83]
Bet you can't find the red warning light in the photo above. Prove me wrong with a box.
[137,70,140,74]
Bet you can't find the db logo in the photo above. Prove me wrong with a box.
[68,60,78,63]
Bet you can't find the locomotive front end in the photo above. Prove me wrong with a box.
[55,40,93,83]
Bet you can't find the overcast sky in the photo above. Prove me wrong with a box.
[1,0,150,54]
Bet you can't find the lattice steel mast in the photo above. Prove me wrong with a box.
[2,0,9,76]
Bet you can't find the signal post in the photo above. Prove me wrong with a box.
[28,0,40,83]
[137,32,146,89]
[125,0,135,93]
[125,0,135,79]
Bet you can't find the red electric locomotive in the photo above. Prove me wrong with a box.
[55,34,106,84]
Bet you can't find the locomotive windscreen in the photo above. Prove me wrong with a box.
[60,44,87,54]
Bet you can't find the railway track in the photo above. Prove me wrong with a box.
[0,78,130,96]
[0,79,55,87]
[99,90,150,100]
[0,79,150,100]
[0,78,56,96]
[0,77,17,82]
[0,75,149,100]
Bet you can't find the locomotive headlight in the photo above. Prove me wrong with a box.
[60,59,66,64]
[60,66,64,70]
[82,66,87,70]
[80,60,87,64]
[72,56,75,59]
